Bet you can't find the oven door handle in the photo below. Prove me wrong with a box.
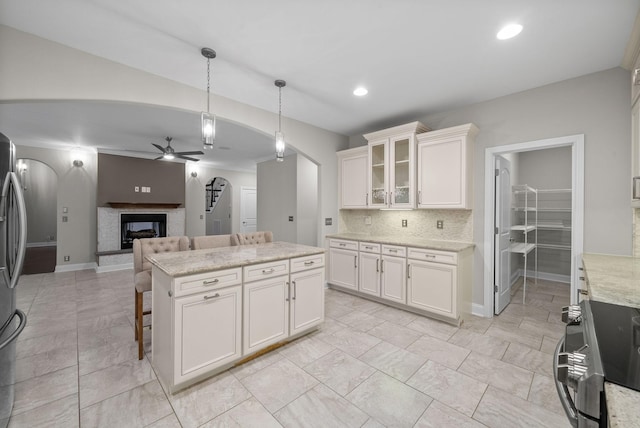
[553,336,578,427]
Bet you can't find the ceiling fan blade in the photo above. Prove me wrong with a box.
[174,151,205,156]
[177,155,200,162]
[152,143,167,153]
[154,155,165,160]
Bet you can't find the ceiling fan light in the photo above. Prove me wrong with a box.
[275,131,285,162]
[163,152,175,160]
[202,111,215,148]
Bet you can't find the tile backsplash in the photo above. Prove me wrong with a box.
[339,209,473,242]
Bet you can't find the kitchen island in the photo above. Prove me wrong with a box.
[147,241,326,393]
[581,253,640,428]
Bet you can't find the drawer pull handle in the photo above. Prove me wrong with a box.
[203,279,219,285]
[365,246,373,250]
[339,243,346,247]
[425,254,436,259]
[204,293,220,300]
[389,249,398,253]
[579,276,585,281]
[579,289,589,295]
[262,268,275,274]
[304,261,315,266]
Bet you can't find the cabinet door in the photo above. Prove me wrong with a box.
[381,255,406,304]
[417,137,468,209]
[328,248,358,290]
[340,151,369,209]
[389,133,415,208]
[407,260,457,319]
[290,267,325,336]
[368,139,388,207]
[174,285,242,384]
[359,251,381,296]
[243,275,289,355]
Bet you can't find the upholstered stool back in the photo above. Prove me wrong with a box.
[233,231,274,245]
[191,234,235,250]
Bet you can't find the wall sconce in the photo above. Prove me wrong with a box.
[71,147,85,167]
[191,171,198,178]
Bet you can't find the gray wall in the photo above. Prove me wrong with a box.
[517,147,572,189]
[350,67,631,309]
[257,155,297,242]
[19,159,57,244]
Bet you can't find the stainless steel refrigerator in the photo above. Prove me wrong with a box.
[0,132,27,428]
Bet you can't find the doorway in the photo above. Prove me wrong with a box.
[205,177,231,235]
[484,135,584,317]
[240,187,257,233]
[18,159,57,274]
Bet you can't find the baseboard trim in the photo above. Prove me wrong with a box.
[95,263,133,273]
[55,262,98,273]
[471,303,485,317]
[26,242,57,248]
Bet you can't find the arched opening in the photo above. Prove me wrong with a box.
[205,177,232,235]
[17,158,58,274]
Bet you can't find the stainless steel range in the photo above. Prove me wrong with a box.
[554,300,640,427]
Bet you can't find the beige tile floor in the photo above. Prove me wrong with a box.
[9,270,572,427]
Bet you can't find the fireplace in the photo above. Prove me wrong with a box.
[120,213,167,249]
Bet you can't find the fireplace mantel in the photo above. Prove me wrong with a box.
[108,202,182,209]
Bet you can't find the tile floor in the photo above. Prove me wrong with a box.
[9,270,572,427]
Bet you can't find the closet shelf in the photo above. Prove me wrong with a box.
[538,243,571,250]
[510,242,536,254]
[511,225,536,232]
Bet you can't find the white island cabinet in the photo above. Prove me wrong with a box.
[149,242,325,393]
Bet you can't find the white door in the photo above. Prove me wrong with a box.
[243,275,289,355]
[240,187,257,233]
[494,155,512,314]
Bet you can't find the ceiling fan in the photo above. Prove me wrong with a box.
[152,137,204,162]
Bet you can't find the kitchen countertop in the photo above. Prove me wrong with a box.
[581,253,640,309]
[582,253,640,427]
[146,241,325,277]
[326,233,474,252]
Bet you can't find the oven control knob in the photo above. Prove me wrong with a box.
[558,352,586,365]
[561,305,582,324]
[558,362,588,390]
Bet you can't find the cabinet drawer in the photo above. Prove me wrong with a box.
[407,247,457,265]
[243,259,289,282]
[359,242,381,253]
[291,253,325,273]
[382,245,406,257]
[174,268,242,297]
[329,239,358,251]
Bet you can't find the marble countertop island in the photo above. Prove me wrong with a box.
[326,233,474,252]
[581,253,640,428]
[146,241,325,277]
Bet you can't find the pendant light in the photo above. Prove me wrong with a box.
[201,47,217,149]
[274,79,286,162]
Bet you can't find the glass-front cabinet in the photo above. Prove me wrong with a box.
[365,122,429,209]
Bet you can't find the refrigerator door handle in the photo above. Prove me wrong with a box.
[0,172,27,289]
[0,309,26,351]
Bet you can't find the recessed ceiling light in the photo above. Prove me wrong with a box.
[353,87,368,96]
[497,23,523,40]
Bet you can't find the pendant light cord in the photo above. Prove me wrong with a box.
[206,57,211,113]
[278,86,282,132]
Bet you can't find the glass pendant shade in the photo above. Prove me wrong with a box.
[275,131,285,162]
[201,111,215,148]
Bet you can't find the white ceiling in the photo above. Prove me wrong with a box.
[0,0,639,170]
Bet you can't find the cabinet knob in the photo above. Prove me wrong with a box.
[168,290,173,297]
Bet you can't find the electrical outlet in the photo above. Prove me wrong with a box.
[62,216,68,222]
[289,216,294,222]
[402,219,408,227]
[134,186,139,192]
[62,207,68,213]
[64,255,70,262]
[325,218,332,226]
[437,220,444,229]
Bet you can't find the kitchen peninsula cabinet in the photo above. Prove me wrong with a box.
[148,242,325,392]
[337,146,369,209]
[416,123,478,209]
[381,245,407,304]
[364,121,430,209]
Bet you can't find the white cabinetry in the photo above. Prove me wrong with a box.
[416,123,478,209]
[406,247,472,324]
[337,146,369,209]
[243,269,289,355]
[381,245,406,304]
[243,256,325,355]
[328,239,358,290]
[364,122,430,209]
[152,267,243,392]
[359,242,381,296]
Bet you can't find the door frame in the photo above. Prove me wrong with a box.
[483,134,584,317]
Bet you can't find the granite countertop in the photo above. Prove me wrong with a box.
[581,253,640,309]
[146,241,325,277]
[581,253,640,427]
[326,232,474,252]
